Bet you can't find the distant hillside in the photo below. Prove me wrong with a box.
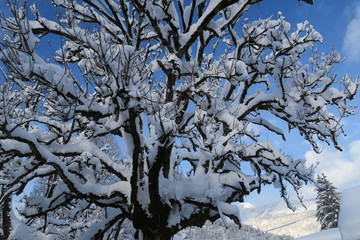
[178,220,293,240]
[177,199,320,240]
[241,199,320,238]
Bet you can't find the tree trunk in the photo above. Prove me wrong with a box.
[140,230,172,240]
[1,195,11,239]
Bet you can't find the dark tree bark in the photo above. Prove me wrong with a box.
[1,189,11,240]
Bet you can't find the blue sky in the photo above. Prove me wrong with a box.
[243,0,360,206]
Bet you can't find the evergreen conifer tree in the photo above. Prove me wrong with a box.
[315,174,341,230]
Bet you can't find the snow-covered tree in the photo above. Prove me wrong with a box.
[19,134,136,239]
[315,174,340,230]
[0,0,357,239]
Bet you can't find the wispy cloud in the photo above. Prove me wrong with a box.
[343,2,360,62]
[305,140,360,189]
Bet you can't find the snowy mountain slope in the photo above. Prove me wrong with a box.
[238,199,316,219]
[245,209,318,238]
[240,200,320,238]
[178,220,293,240]
[176,200,319,240]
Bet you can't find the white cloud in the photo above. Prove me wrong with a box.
[305,140,360,189]
[298,185,316,200]
[343,2,360,61]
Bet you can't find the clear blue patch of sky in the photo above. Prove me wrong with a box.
[244,0,360,206]
[244,0,360,150]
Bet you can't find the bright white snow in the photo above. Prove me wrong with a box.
[295,185,360,240]
[338,185,360,240]
[295,228,341,240]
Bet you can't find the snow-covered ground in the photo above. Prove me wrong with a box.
[296,185,360,240]
[295,228,341,240]
[338,185,360,239]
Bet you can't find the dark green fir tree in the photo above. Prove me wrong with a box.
[315,174,341,230]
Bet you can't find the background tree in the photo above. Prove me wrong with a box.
[315,174,341,230]
[0,0,357,239]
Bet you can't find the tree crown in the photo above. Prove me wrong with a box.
[0,0,357,239]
